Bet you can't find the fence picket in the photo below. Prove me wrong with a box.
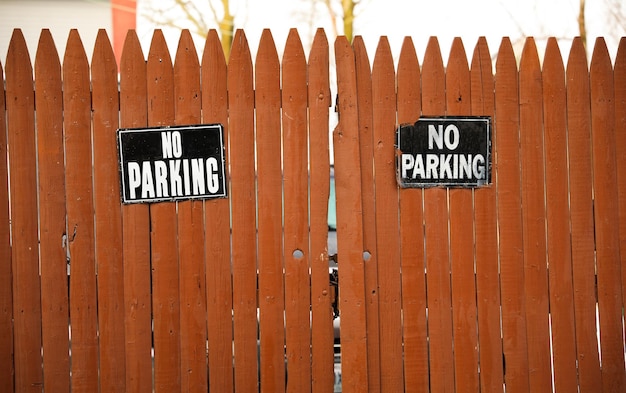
[471,37,504,393]
[495,37,530,393]
[371,36,404,393]
[63,29,99,393]
[6,29,44,393]
[146,30,181,393]
[91,29,126,392]
[35,29,70,393]
[255,29,286,393]
[174,30,208,393]
[542,38,579,392]
[421,36,455,393]
[565,36,603,393]
[518,37,552,392]
[308,28,334,393]
[228,29,259,393]
[334,35,369,393]
[353,36,381,393]
[119,30,152,393]
[590,38,626,392]
[446,37,480,393]
[201,29,234,393]
[614,37,626,351]
[0,53,13,393]
[282,29,312,392]
[397,36,429,393]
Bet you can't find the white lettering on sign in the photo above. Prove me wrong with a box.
[401,153,486,180]
[127,158,222,200]
[161,131,183,159]
[428,124,460,150]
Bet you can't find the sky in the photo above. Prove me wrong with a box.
[0,0,624,67]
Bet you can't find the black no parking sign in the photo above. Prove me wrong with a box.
[117,124,227,204]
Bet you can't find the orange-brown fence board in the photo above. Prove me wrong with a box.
[542,38,578,393]
[64,29,99,393]
[566,37,603,393]
[471,37,504,393]
[0,51,13,393]
[120,30,152,393]
[201,29,234,393]
[92,29,126,392]
[352,36,381,393]
[590,38,626,392]
[421,37,456,393]
[255,28,286,393]
[446,37,480,393]
[616,37,626,358]
[228,30,259,393]
[494,37,530,393]
[308,28,334,393]
[35,30,70,393]
[2,27,626,393]
[6,29,43,393]
[396,36,429,393]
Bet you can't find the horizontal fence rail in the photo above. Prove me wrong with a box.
[1,27,625,393]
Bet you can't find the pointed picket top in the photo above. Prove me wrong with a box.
[372,36,394,78]
[92,29,117,74]
[470,37,493,115]
[175,29,199,69]
[519,37,540,82]
[446,37,470,114]
[230,29,252,73]
[496,37,516,75]
[422,36,445,115]
[35,29,60,74]
[120,30,145,72]
[309,28,329,71]
[566,37,588,77]
[283,28,306,67]
[543,38,565,85]
[148,29,173,69]
[202,29,226,72]
[257,29,278,65]
[6,29,33,78]
[590,37,611,80]
[616,37,626,72]
[397,36,421,123]
[64,29,88,71]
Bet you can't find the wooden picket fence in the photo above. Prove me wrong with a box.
[0,27,625,393]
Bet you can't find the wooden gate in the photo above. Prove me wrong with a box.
[1,27,625,393]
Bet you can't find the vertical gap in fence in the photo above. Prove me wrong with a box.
[91,29,126,392]
[119,29,152,393]
[446,37,479,393]
[471,36,504,393]
[308,28,333,393]
[256,28,286,393]
[565,36,603,393]
[333,35,369,393]
[421,36,455,393]
[543,37,579,392]
[174,29,208,393]
[201,29,234,393]
[590,37,626,392]
[518,37,552,392]
[64,29,99,393]
[146,29,181,393]
[397,36,429,393]
[6,28,44,392]
[494,37,529,393]
[371,36,404,393]
[282,29,312,393]
[0,46,13,393]
[228,29,258,393]
[35,29,70,393]
[614,38,626,355]
[352,36,381,393]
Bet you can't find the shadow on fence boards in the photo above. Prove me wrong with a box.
[0,26,625,393]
